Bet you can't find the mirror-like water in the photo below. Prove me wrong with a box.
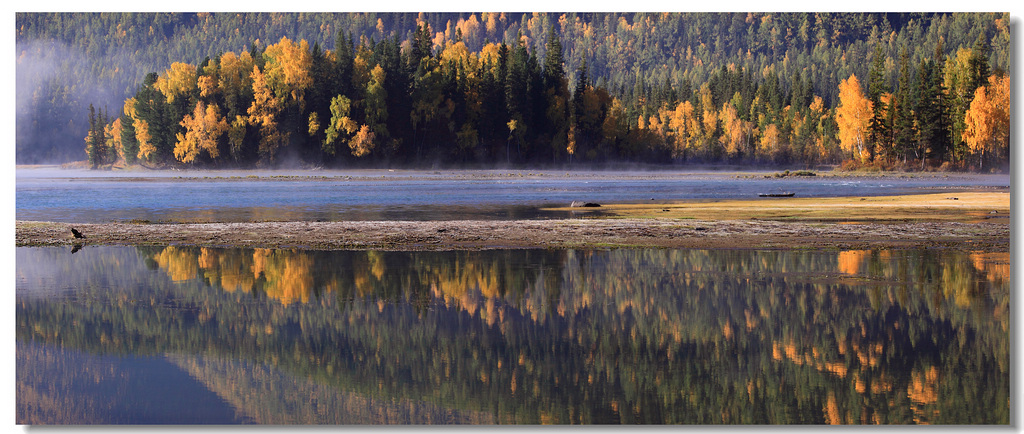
[16,245,1009,424]
[16,169,1009,222]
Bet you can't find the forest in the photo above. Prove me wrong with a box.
[16,12,1011,170]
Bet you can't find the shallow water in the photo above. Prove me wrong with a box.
[15,168,1009,223]
[16,245,1009,424]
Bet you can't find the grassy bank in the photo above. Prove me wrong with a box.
[547,192,1009,223]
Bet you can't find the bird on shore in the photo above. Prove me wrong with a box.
[71,227,85,239]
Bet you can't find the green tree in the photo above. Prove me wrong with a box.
[542,25,570,163]
[867,44,888,154]
[890,48,915,163]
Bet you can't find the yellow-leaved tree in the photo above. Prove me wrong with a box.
[247,66,285,165]
[123,97,155,162]
[962,74,1010,169]
[835,74,873,163]
[175,101,228,164]
[154,62,198,104]
[323,95,359,155]
[104,117,124,165]
[665,100,700,160]
[262,36,313,106]
[718,102,749,159]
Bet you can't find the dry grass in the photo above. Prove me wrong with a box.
[548,192,1009,223]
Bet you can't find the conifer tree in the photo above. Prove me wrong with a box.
[867,44,888,154]
[891,48,915,163]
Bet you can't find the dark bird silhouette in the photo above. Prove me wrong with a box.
[71,244,83,254]
[71,227,85,239]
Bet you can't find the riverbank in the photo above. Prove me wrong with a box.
[15,193,1009,252]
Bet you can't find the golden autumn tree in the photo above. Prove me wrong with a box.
[758,123,783,162]
[665,100,700,160]
[262,36,313,106]
[807,96,834,162]
[247,65,285,165]
[355,64,388,157]
[349,124,377,157]
[601,97,627,153]
[962,74,1010,169]
[123,97,155,162]
[835,74,873,163]
[154,62,198,104]
[175,101,229,164]
[218,51,256,121]
[104,117,124,165]
[323,94,359,155]
[718,102,749,159]
[227,115,247,162]
[197,59,219,99]
[698,83,719,156]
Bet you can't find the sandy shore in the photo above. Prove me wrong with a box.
[15,192,1010,252]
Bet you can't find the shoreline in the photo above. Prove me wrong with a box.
[15,192,1010,252]
[15,218,1008,252]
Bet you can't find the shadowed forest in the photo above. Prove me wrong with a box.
[16,12,1010,170]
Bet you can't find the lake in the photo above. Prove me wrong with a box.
[16,245,1009,424]
[15,168,1010,223]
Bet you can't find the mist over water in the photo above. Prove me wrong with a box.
[15,168,1010,223]
[16,39,137,164]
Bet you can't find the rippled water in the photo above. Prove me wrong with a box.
[15,168,1009,222]
[16,245,1009,424]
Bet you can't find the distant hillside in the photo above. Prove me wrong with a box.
[16,12,1010,169]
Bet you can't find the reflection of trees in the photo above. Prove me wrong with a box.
[16,246,1008,424]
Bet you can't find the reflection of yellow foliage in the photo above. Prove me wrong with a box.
[744,309,758,331]
[970,251,1010,283]
[154,246,198,282]
[539,411,555,425]
[823,361,847,378]
[870,377,892,394]
[367,251,386,280]
[907,367,939,405]
[153,247,315,306]
[784,343,800,364]
[252,248,271,280]
[837,250,869,275]
[198,248,218,269]
[260,250,314,306]
[824,392,842,425]
[908,366,941,424]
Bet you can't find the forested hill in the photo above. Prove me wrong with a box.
[16,12,1010,170]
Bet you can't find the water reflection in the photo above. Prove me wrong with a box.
[16,246,1009,424]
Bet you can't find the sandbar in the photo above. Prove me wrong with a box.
[15,192,1009,252]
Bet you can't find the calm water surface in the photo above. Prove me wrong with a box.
[16,245,1009,424]
[15,169,1010,222]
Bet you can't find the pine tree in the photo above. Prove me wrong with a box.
[543,25,570,162]
[892,48,915,163]
[968,32,991,92]
[334,31,355,98]
[867,44,888,153]
[85,104,99,168]
[913,42,950,167]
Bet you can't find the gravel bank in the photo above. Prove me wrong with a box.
[16,218,1009,252]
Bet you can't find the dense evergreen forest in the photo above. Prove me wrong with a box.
[16,12,1010,170]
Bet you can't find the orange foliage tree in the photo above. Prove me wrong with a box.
[962,74,1010,169]
[835,74,873,163]
[175,101,229,163]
